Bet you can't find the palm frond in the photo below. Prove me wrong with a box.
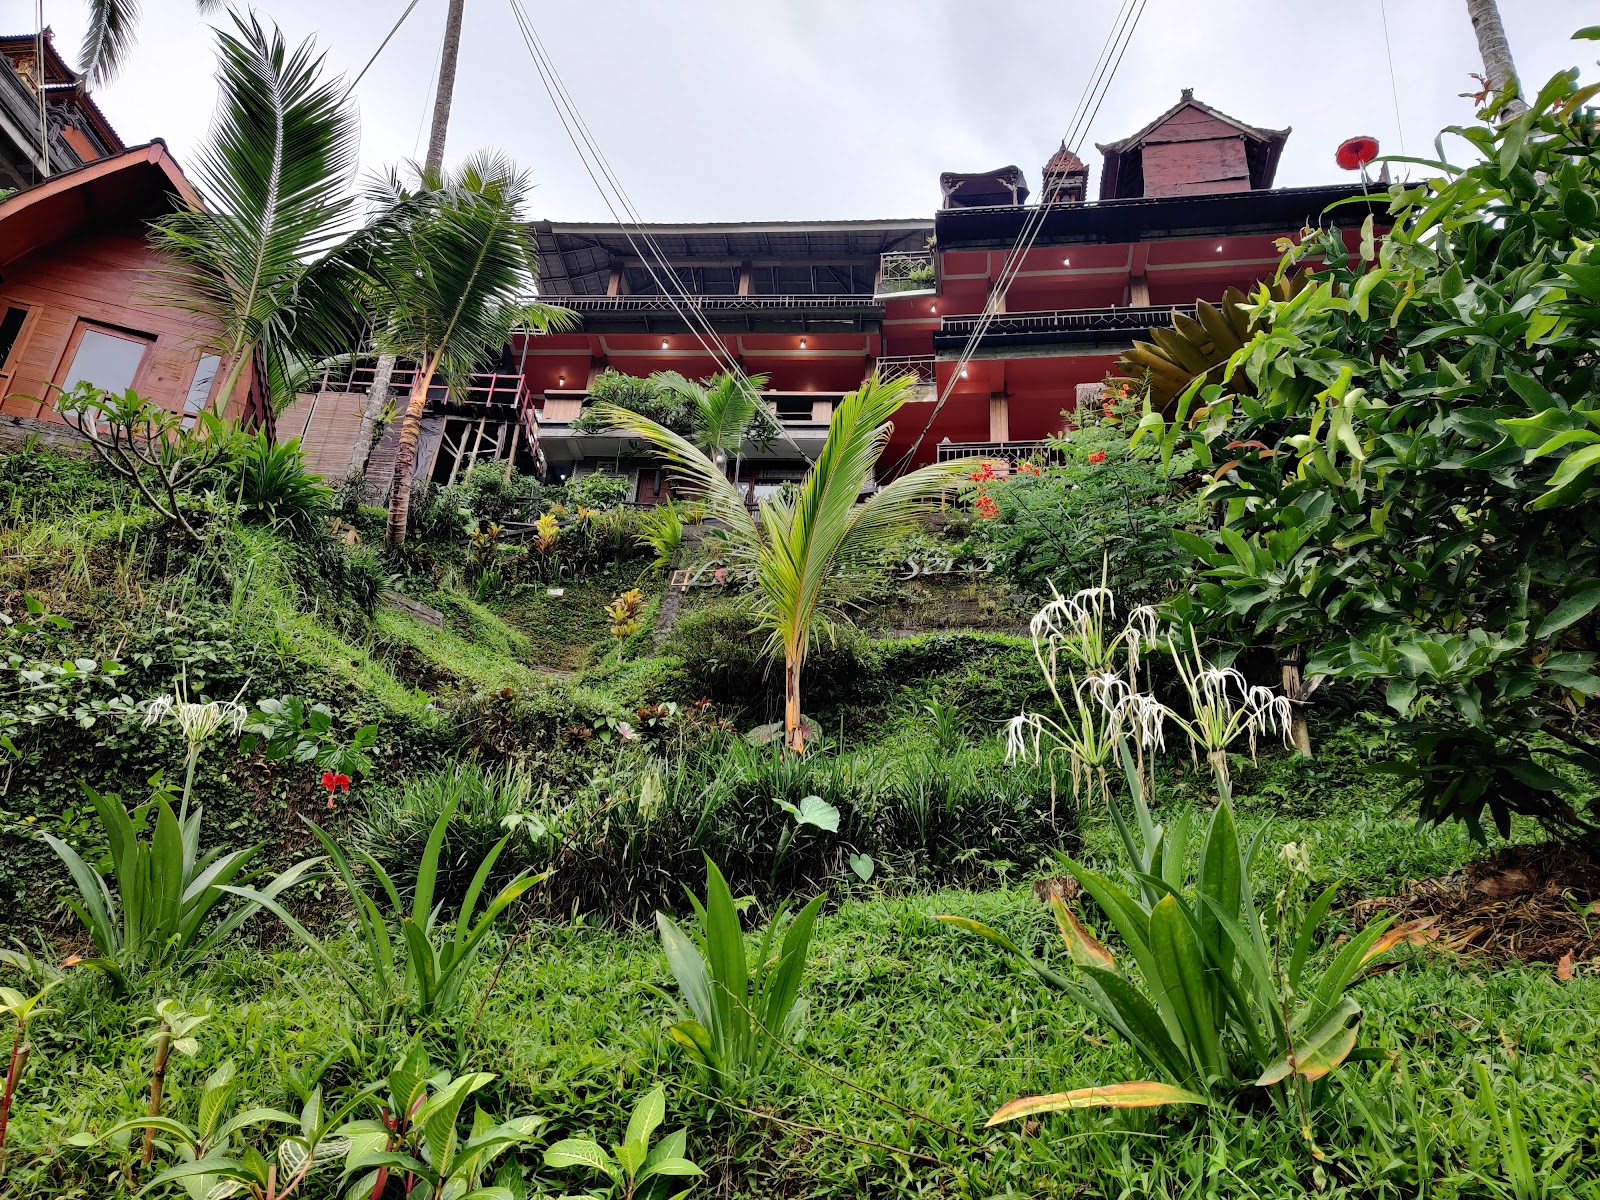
[363,151,574,394]
[589,402,757,545]
[147,12,363,409]
[79,0,142,87]
[751,374,913,662]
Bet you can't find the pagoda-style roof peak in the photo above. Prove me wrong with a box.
[1095,92,1291,201]
[1043,143,1086,175]
[1096,91,1290,156]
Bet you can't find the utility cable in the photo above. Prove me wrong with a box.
[888,0,1147,474]
[507,0,815,466]
[346,0,425,96]
[1378,0,1407,159]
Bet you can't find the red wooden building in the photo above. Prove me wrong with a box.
[0,142,266,431]
[302,93,1371,501]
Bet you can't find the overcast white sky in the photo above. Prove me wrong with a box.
[39,1,1595,221]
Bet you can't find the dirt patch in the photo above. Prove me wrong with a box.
[1351,843,1600,966]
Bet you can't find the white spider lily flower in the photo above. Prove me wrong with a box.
[1005,713,1035,763]
[1068,586,1116,621]
[1086,671,1130,713]
[1117,691,1169,753]
[141,680,248,749]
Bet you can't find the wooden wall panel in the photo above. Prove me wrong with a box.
[0,221,244,421]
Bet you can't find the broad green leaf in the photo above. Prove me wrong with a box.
[1256,996,1362,1084]
[544,1138,621,1182]
[1536,584,1600,639]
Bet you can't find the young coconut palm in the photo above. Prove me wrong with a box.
[598,372,973,752]
[149,14,379,412]
[364,154,574,543]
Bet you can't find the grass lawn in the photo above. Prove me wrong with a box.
[11,782,1598,1199]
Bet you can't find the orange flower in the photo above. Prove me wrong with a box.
[1088,450,1107,464]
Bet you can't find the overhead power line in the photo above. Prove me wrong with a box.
[887,0,1148,475]
[506,0,814,466]
[347,0,426,96]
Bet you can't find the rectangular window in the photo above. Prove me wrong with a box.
[0,306,28,372]
[182,354,222,428]
[59,323,153,399]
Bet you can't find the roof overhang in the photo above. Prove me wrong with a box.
[531,218,933,297]
[0,141,199,268]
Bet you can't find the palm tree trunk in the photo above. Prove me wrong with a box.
[425,0,466,175]
[784,652,804,754]
[1466,0,1526,119]
[385,362,439,544]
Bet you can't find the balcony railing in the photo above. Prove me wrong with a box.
[875,355,937,387]
[314,365,538,445]
[875,250,937,298]
[547,293,883,314]
[936,440,1054,464]
[936,304,1195,347]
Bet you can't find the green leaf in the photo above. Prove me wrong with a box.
[1536,584,1600,638]
[623,1086,666,1162]
[1256,995,1363,1084]
[987,1081,1208,1125]
[544,1138,620,1182]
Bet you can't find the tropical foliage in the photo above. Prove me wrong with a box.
[599,373,972,751]
[1148,64,1600,838]
[362,154,574,543]
[656,858,823,1096]
[150,14,376,412]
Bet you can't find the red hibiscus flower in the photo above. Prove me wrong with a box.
[1087,450,1107,464]
[320,770,351,793]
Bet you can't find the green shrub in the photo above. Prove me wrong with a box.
[568,469,632,511]
[227,430,331,533]
[572,368,694,436]
[968,409,1198,607]
[457,459,546,524]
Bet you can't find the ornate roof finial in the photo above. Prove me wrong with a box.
[1181,87,1194,101]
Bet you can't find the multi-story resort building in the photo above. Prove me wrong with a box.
[292,92,1377,501]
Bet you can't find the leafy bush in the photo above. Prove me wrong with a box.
[236,791,541,1027]
[941,788,1403,1127]
[457,459,546,524]
[656,857,822,1096]
[44,782,317,978]
[568,469,632,511]
[1154,67,1600,838]
[227,430,331,533]
[968,407,1199,607]
[573,368,694,436]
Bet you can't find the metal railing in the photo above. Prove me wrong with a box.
[875,250,937,296]
[935,440,1053,463]
[938,303,1195,341]
[547,293,883,313]
[314,365,539,445]
[875,355,937,387]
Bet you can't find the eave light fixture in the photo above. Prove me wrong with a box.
[960,367,969,378]
[1215,243,1224,253]
[799,338,807,349]
[1062,257,1071,266]
[930,303,938,313]
[660,338,669,349]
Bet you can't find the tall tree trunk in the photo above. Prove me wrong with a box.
[351,355,397,477]
[1279,647,1314,758]
[385,364,438,544]
[784,652,804,754]
[425,0,466,176]
[1466,0,1526,119]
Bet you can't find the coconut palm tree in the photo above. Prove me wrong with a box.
[598,373,974,753]
[78,0,225,86]
[362,153,574,543]
[148,13,377,411]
